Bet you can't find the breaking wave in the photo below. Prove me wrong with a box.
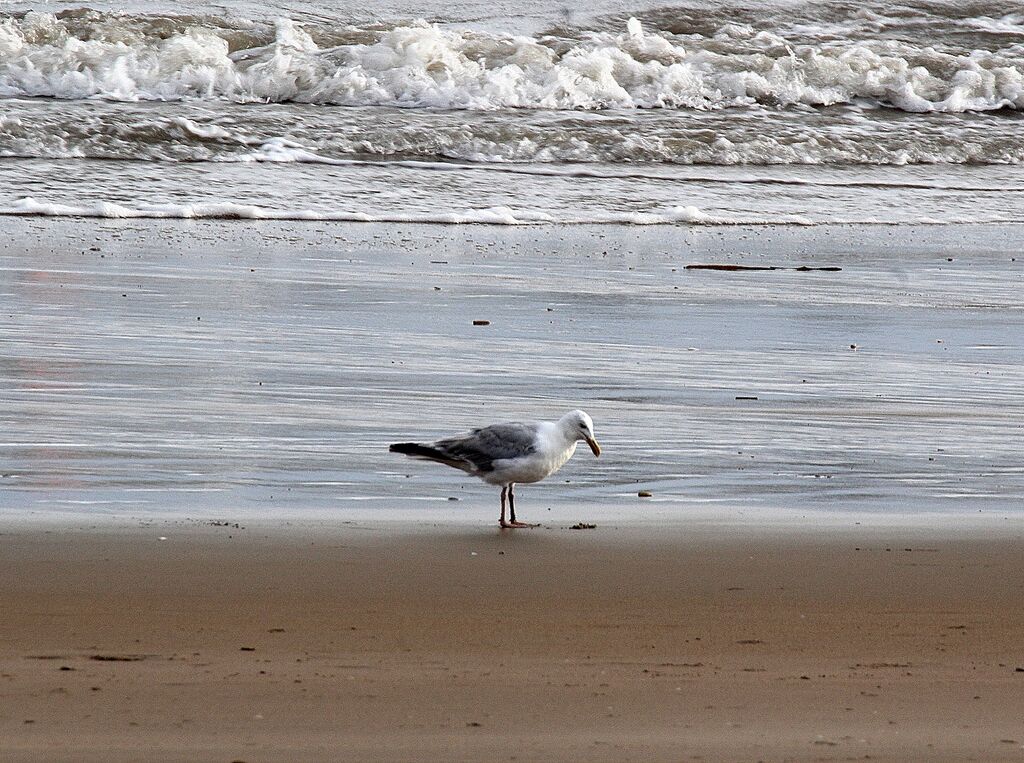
[3,107,1024,166]
[2,10,1024,112]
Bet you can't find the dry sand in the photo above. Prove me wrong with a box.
[2,520,1023,762]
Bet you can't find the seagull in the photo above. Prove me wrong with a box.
[389,410,601,528]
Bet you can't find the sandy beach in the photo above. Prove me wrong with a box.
[2,219,1023,761]
[2,520,1023,762]
[5,2,1024,758]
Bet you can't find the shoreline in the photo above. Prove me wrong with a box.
[10,205,1024,228]
[2,507,1024,537]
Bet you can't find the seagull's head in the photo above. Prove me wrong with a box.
[564,409,601,457]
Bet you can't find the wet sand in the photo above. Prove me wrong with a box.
[2,219,1023,517]
[2,520,1024,762]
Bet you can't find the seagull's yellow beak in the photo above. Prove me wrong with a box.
[585,436,601,457]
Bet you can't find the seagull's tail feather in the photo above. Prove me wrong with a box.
[389,442,475,472]
[389,442,443,459]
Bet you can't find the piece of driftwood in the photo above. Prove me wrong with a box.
[685,264,842,271]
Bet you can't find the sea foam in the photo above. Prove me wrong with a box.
[2,11,1024,112]
[12,196,989,226]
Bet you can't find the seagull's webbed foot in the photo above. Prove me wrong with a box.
[499,484,539,528]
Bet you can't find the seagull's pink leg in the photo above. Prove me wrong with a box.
[499,485,510,528]
[505,482,539,528]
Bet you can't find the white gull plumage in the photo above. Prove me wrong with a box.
[389,410,601,528]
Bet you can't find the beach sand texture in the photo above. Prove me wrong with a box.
[2,523,1024,762]
[2,220,1024,760]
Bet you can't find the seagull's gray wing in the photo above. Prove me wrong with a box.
[433,422,538,474]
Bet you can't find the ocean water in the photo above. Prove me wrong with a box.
[2,0,1024,223]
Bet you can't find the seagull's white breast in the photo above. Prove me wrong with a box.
[483,422,577,485]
